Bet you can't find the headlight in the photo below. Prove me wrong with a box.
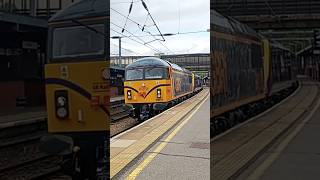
[57,107,68,118]
[127,90,132,99]
[57,96,66,106]
[157,89,161,98]
[55,90,69,119]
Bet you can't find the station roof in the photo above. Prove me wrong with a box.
[49,0,109,22]
[0,12,47,28]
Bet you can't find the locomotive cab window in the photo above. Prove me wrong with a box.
[145,67,168,80]
[53,24,104,58]
[50,24,106,61]
[126,68,143,81]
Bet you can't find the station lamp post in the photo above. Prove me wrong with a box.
[111,36,122,66]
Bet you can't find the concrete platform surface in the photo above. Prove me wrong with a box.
[211,81,319,180]
[238,83,320,180]
[110,89,209,179]
[121,94,210,180]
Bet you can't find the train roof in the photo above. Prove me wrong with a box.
[211,9,259,38]
[126,57,171,69]
[49,0,109,22]
[126,57,192,74]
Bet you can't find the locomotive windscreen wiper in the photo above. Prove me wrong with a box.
[71,19,106,39]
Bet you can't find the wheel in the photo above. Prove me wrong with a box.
[139,104,151,121]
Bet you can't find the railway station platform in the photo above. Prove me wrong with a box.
[111,96,124,103]
[271,80,296,94]
[0,107,47,129]
[0,96,123,129]
[110,89,210,179]
[211,79,320,180]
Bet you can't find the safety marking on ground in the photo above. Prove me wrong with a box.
[110,139,137,148]
[247,87,320,180]
[125,95,209,180]
[111,90,207,141]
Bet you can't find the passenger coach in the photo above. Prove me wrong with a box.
[211,9,297,135]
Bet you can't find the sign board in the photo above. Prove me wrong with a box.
[22,41,38,49]
[313,50,320,55]
[314,30,320,55]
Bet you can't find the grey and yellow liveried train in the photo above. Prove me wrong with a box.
[124,57,203,120]
[40,0,109,179]
[211,9,297,135]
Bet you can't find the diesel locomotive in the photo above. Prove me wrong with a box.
[124,57,202,120]
[40,0,109,179]
[211,9,297,134]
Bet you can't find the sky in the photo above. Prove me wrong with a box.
[110,0,210,56]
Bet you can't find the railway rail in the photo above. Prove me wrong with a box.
[110,89,204,138]
[110,99,130,122]
[0,97,127,179]
[0,119,63,179]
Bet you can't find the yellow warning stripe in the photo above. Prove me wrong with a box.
[126,94,209,180]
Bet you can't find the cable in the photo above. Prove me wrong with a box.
[111,7,163,42]
[110,42,143,55]
[140,0,165,41]
[111,0,140,5]
[109,29,208,38]
[111,5,176,54]
[110,28,162,53]
[112,21,174,54]
[178,0,181,34]
[121,0,134,33]
[111,22,162,53]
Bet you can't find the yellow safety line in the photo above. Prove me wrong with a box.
[126,94,209,180]
[247,88,320,180]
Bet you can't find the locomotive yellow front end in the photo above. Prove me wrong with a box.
[41,0,109,179]
[45,61,109,133]
[124,79,172,104]
[124,57,173,120]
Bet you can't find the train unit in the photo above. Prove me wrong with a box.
[211,9,297,135]
[40,0,109,179]
[124,57,202,120]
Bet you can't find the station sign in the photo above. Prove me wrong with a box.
[313,30,320,55]
[22,41,38,50]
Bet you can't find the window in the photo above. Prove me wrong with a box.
[145,67,168,79]
[52,24,105,59]
[126,69,143,81]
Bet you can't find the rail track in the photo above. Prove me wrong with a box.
[0,99,129,179]
[0,118,65,180]
[0,99,128,179]
[110,90,205,138]
[110,98,138,137]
